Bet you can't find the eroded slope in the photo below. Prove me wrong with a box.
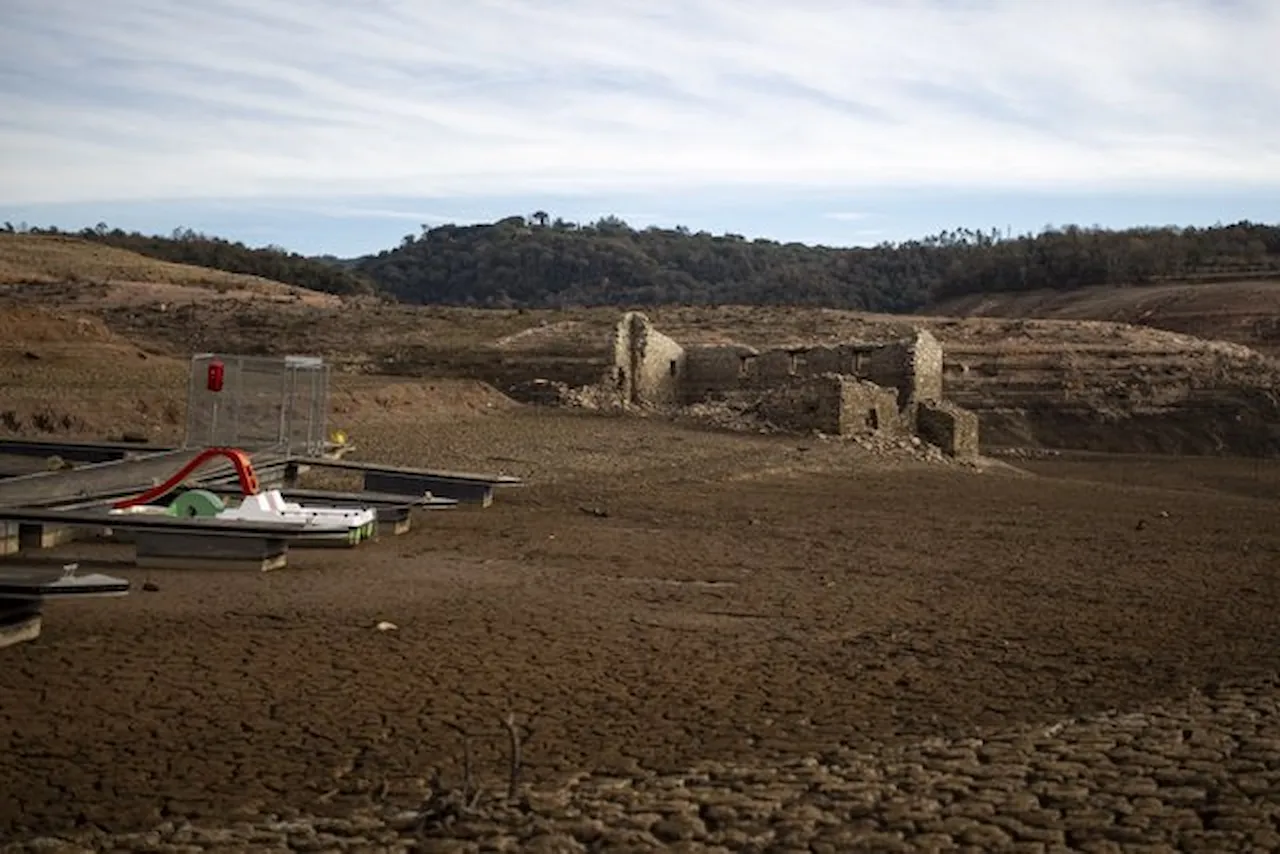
[0,234,342,308]
[929,278,1280,357]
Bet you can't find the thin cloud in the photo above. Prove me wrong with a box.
[304,205,457,223]
[1,0,1278,206]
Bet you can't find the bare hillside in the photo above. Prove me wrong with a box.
[2,237,1279,457]
[0,234,341,308]
[7,291,1275,457]
[929,279,1280,356]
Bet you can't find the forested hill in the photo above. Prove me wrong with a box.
[3,223,375,297]
[7,217,1279,311]
[355,216,1280,311]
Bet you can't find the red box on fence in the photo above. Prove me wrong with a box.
[206,360,225,393]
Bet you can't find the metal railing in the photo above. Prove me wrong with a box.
[184,354,329,456]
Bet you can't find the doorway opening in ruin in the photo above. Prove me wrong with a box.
[866,409,879,430]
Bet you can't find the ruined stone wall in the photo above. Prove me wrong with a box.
[860,330,944,416]
[685,343,881,401]
[581,317,953,436]
[841,380,902,436]
[609,312,686,406]
[799,347,840,374]
[909,330,944,402]
[682,345,757,402]
[756,375,845,435]
[917,400,981,458]
[757,375,902,437]
[633,322,685,407]
[756,350,794,384]
[864,342,913,408]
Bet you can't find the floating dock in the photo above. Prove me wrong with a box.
[0,438,523,573]
[0,564,131,649]
[291,456,524,507]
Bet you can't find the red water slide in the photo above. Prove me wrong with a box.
[112,447,261,509]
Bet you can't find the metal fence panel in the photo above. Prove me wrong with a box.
[185,354,329,455]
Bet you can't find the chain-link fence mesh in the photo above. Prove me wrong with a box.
[185,354,329,456]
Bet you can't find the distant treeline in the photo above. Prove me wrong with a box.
[3,222,375,297]
[355,215,1280,311]
[6,216,1279,311]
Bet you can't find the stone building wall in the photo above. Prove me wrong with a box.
[756,375,843,436]
[682,345,758,402]
[609,312,686,406]
[907,331,944,402]
[842,380,903,437]
[682,333,943,413]
[518,312,978,455]
[917,400,980,458]
[757,375,901,437]
[862,330,944,412]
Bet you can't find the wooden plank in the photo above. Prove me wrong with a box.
[0,571,130,599]
[0,448,291,509]
[0,438,175,463]
[363,471,495,507]
[268,487,456,508]
[134,530,288,559]
[133,530,290,571]
[293,456,523,486]
[0,449,195,508]
[0,454,59,478]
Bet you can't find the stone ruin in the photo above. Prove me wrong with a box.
[511,312,980,458]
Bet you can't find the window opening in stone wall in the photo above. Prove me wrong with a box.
[790,352,806,374]
[739,355,757,377]
[851,351,867,373]
[669,359,678,377]
[865,408,879,430]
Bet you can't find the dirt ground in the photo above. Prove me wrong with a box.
[3,258,1280,848]
[3,406,1280,841]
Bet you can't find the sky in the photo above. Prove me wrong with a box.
[1,0,1278,257]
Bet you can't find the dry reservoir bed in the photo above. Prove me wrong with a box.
[3,411,1280,851]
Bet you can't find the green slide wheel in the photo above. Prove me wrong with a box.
[169,489,227,518]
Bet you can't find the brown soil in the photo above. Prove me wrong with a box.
[3,273,1280,844]
[3,410,1280,839]
[0,234,341,309]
